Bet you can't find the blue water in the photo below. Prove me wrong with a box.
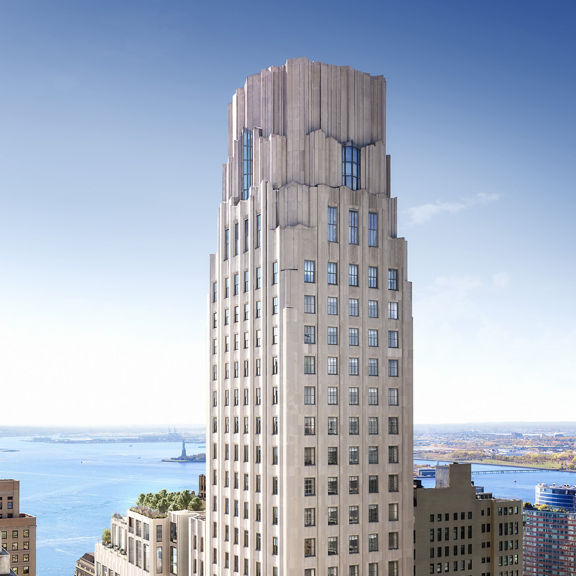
[0,437,205,576]
[416,458,576,502]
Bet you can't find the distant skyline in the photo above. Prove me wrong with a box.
[1,0,575,427]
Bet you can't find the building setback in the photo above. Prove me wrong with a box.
[414,464,522,576]
[208,57,413,576]
[0,480,36,576]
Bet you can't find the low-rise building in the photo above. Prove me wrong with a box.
[414,463,522,576]
[0,481,36,576]
[95,501,205,576]
[75,553,95,576]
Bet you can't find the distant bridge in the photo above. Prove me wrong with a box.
[471,469,551,475]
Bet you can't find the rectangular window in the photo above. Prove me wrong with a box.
[304,538,316,557]
[244,218,249,251]
[368,329,378,347]
[304,356,316,374]
[304,508,316,527]
[304,478,316,496]
[328,507,338,526]
[368,417,379,435]
[349,328,359,346]
[304,417,316,435]
[368,212,378,246]
[349,535,359,554]
[255,267,261,289]
[388,268,398,290]
[304,386,316,405]
[368,388,378,405]
[304,295,316,314]
[349,357,359,376]
[272,325,279,345]
[255,300,261,318]
[272,296,278,314]
[349,264,359,287]
[327,326,338,345]
[327,357,338,375]
[368,446,379,464]
[368,533,379,552]
[233,273,239,295]
[388,301,399,319]
[272,261,278,284]
[256,213,261,248]
[349,506,359,524]
[349,387,359,405]
[212,281,217,303]
[342,145,360,190]
[389,446,399,464]
[328,417,338,435]
[388,474,399,492]
[234,222,239,255]
[368,266,378,288]
[368,299,378,317]
[327,297,338,315]
[388,417,399,434]
[328,477,338,495]
[368,358,379,376]
[388,360,399,377]
[349,417,359,435]
[328,206,338,242]
[304,447,315,466]
[349,298,359,316]
[349,476,359,494]
[242,129,253,200]
[304,260,315,283]
[304,325,316,344]
[328,262,338,285]
[348,209,359,244]
[243,270,249,292]
[388,331,399,348]
[328,447,338,465]
[328,536,338,556]
[224,228,229,260]
[389,532,399,550]
[369,505,379,523]
[327,387,339,405]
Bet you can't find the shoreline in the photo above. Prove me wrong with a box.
[415,455,576,473]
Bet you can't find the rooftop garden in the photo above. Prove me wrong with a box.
[131,489,204,517]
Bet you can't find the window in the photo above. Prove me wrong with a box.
[328,262,338,285]
[349,264,359,287]
[389,446,399,464]
[304,295,316,314]
[328,387,339,405]
[328,206,338,242]
[304,478,316,496]
[224,309,229,325]
[368,417,379,435]
[225,277,230,298]
[388,388,399,406]
[304,508,316,527]
[272,296,278,314]
[389,503,399,521]
[349,357,359,376]
[212,281,217,303]
[304,356,316,374]
[349,387,359,405]
[388,301,399,319]
[368,446,379,464]
[328,537,338,556]
[368,300,378,318]
[368,266,378,288]
[349,535,359,554]
[328,507,338,525]
[304,386,316,405]
[234,222,239,255]
[388,474,399,492]
[244,270,249,292]
[328,477,338,495]
[272,326,279,344]
[349,298,359,316]
[256,300,261,318]
[388,331,399,348]
[255,329,261,347]
[272,357,278,374]
[224,228,229,260]
[328,417,338,435]
[368,358,379,376]
[348,417,359,436]
[348,209,359,244]
[327,297,338,315]
[349,328,359,346]
[304,447,316,466]
[369,475,379,493]
[368,212,378,246]
[234,306,239,323]
[342,145,360,190]
[368,329,378,347]
[255,213,261,248]
[368,388,378,405]
[327,326,338,345]
[388,268,398,290]
[349,566,359,576]
[244,218,249,251]
[304,417,316,435]
[255,267,262,289]
[328,447,338,465]
[369,505,379,522]
[304,325,316,344]
[389,532,399,550]
[304,538,316,557]
[348,476,360,494]
[242,128,253,200]
[327,357,338,375]
[369,533,379,552]
[272,261,278,284]
[388,417,399,434]
[388,359,399,377]
[304,260,315,283]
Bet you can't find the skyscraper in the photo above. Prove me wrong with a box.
[208,58,413,576]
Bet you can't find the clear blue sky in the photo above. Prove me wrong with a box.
[1,0,575,427]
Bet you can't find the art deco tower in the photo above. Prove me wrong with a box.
[208,58,413,576]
